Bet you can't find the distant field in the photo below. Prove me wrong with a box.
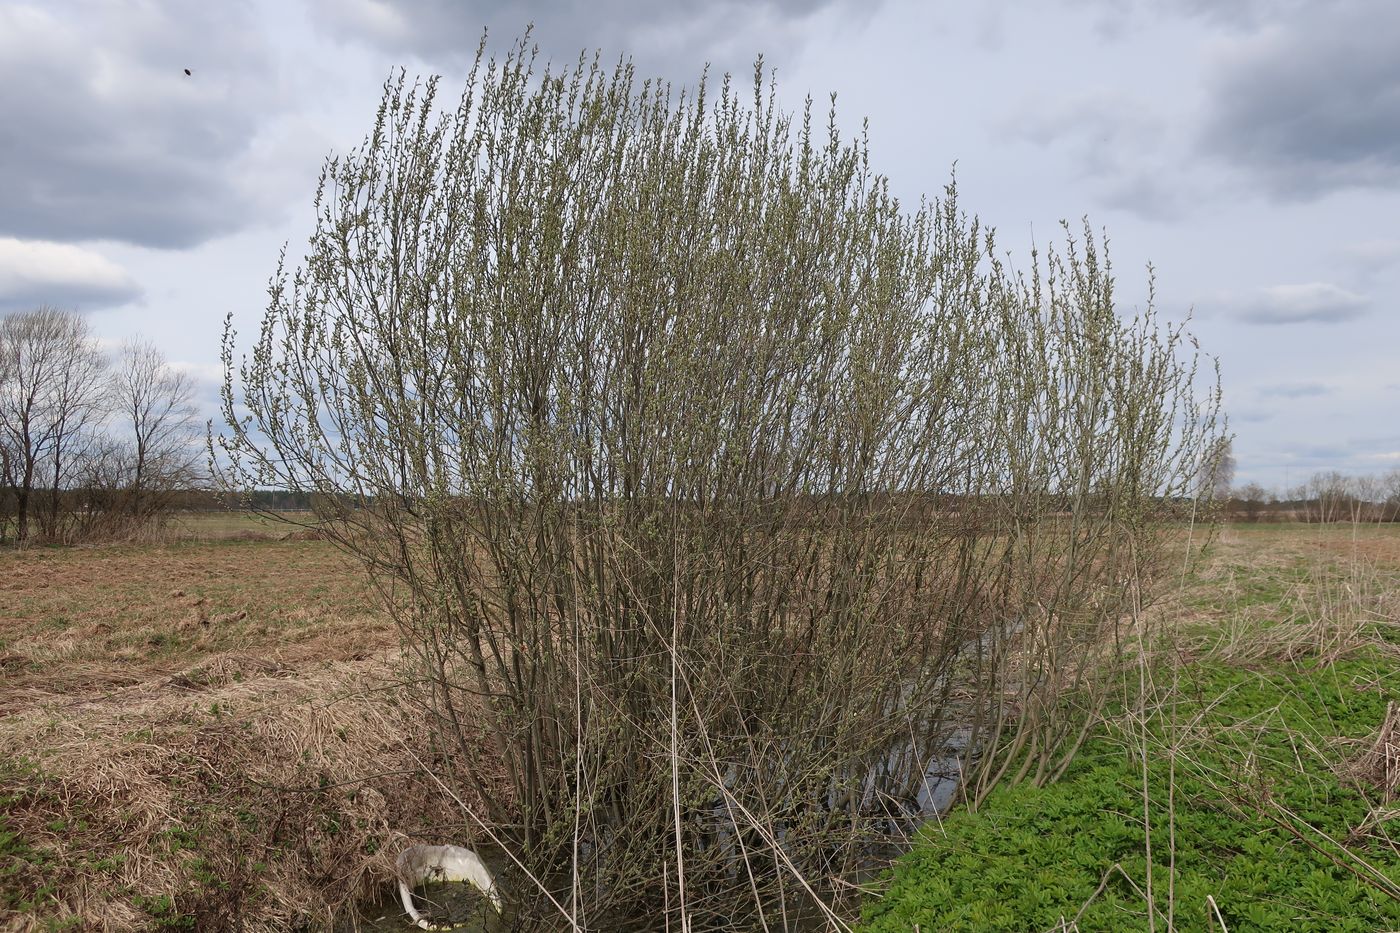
[0,532,380,711]
[167,509,321,540]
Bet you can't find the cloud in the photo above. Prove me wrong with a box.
[308,0,876,81]
[1097,172,1187,222]
[1070,0,1313,34]
[1278,443,1352,466]
[1340,238,1400,272]
[1228,283,1368,325]
[1256,382,1332,399]
[1000,93,1188,221]
[0,2,284,249]
[0,239,142,313]
[168,359,228,414]
[1008,94,1161,150]
[1161,0,1313,28]
[1347,432,1400,451]
[1199,2,1400,198]
[1334,434,1400,465]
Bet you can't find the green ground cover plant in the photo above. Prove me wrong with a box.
[863,527,1400,933]
[865,660,1399,931]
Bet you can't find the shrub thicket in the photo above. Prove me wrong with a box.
[219,37,1221,929]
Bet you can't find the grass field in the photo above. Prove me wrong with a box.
[0,514,495,931]
[1,530,379,712]
[165,510,320,541]
[2,519,1398,930]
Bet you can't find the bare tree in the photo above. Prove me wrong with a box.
[41,319,106,539]
[0,307,106,543]
[1306,470,1352,523]
[0,346,14,541]
[0,314,203,544]
[1383,467,1400,522]
[1351,473,1383,524]
[1233,481,1274,522]
[108,339,201,521]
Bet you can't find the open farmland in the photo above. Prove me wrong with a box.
[1,524,381,711]
[0,517,502,931]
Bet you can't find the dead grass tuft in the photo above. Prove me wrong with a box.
[1,655,507,930]
[166,653,291,690]
[1180,526,1400,669]
[1345,701,1400,803]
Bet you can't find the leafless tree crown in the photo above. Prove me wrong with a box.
[1,308,202,543]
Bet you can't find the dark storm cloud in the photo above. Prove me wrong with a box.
[309,0,875,81]
[0,239,143,314]
[1200,2,1400,198]
[1228,283,1369,325]
[0,2,281,249]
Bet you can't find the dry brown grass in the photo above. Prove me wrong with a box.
[6,522,1398,930]
[1345,701,1400,805]
[0,538,383,714]
[1170,523,1400,669]
[0,536,506,932]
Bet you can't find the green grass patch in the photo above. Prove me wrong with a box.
[863,654,1400,932]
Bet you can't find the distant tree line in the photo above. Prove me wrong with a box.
[1227,469,1400,523]
[0,306,204,544]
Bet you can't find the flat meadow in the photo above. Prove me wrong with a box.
[0,515,492,931]
[2,516,1398,931]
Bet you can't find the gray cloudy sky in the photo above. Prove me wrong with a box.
[2,0,1397,489]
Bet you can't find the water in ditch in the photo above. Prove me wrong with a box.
[350,730,974,930]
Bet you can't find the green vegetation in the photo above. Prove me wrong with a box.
[864,528,1400,932]
[865,660,1399,931]
[1,759,109,922]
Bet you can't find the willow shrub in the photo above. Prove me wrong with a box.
[218,38,1222,930]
